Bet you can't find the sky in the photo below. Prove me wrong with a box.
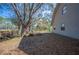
[0,3,54,19]
[0,3,15,18]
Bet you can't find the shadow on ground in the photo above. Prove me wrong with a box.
[18,33,79,55]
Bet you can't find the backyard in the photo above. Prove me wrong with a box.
[0,33,79,55]
[0,37,26,55]
[0,3,79,55]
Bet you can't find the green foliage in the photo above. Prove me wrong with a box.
[10,18,18,26]
[30,18,52,33]
[0,17,17,30]
[0,17,4,22]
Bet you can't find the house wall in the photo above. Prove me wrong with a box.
[53,3,79,39]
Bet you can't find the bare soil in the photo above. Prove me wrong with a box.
[0,37,26,55]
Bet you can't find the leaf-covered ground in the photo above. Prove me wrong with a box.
[19,33,79,55]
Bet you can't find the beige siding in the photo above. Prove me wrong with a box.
[53,3,79,39]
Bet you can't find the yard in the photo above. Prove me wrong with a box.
[0,37,26,55]
[0,33,79,55]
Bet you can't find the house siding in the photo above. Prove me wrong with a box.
[53,3,79,39]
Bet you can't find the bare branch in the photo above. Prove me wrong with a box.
[29,3,34,16]
[32,3,43,15]
[24,4,35,28]
[25,3,43,30]
[11,3,25,26]
[23,3,26,21]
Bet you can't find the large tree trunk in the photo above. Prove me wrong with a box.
[16,13,32,36]
[21,17,32,37]
[18,24,25,36]
[11,3,42,37]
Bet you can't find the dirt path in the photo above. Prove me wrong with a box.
[0,37,27,55]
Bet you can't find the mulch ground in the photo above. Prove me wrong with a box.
[19,33,79,55]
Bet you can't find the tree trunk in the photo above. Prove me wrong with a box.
[18,25,22,36]
[21,17,32,36]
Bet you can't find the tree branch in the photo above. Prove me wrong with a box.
[11,3,25,26]
[32,3,43,15]
[25,4,35,26]
[23,3,26,21]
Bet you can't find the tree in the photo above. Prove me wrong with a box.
[0,16,4,22]
[11,3,43,36]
